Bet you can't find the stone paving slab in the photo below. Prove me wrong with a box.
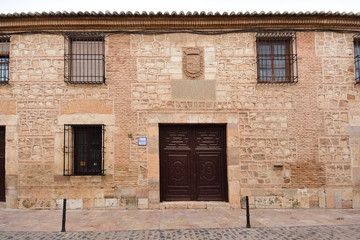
[1,225,360,240]
[1,208,360,231]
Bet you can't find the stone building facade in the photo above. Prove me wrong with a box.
[0,11,360,209]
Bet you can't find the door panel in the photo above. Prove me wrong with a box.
[195,128,222,149]
[163,151,192,201]
[196,152,224,201]
[0,127,5,202]
[160,124,227,202]
[163,128,190,150]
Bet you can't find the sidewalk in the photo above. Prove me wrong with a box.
[0,208,359,231]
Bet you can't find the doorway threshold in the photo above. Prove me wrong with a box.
[160,201,229,210]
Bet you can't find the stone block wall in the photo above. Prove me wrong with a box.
[2,31,360,209]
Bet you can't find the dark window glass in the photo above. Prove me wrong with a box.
[63,124,104,176]
[0,58,9,82]
[73,126,102,175]
[354,39,360,83]
[0,37,9,83]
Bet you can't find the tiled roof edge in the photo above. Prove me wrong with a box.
[1,10,360,18]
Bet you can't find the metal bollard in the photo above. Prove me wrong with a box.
[246,196,251,228]
[61,199,67,232]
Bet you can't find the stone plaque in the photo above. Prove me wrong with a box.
[171,80,215,101]
[183,48,204,79]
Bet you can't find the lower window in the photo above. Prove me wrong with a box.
[64,124,105,176]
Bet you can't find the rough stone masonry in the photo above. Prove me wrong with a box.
[0,12,359,210]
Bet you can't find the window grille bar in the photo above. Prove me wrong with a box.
[68,125,71,175]
[63,125,66,176]
[0,34,10,84]
[294,33,299,83]
[102,35,105,83]
[64,32,105,84]
[256,32,298,84]
[354,34,360,84]
[102,126,105,176]
[64,35,66,83]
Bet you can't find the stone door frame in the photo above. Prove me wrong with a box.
[159,124,228,202]
[0,127,5,202]
[146,112,240,208]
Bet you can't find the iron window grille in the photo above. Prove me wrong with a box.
[256,32,298,84]
[354,34,360,84]
[64,124,105,176]
[0,34,9,84]
[64,32,105,84]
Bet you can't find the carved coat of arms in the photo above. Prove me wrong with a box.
[183,48,204,78]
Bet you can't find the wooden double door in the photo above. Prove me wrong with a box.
[160,124,228,202]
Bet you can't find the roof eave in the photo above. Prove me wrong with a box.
[0,12,360,31]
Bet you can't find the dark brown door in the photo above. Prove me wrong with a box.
[0,127,5,202]
[160,124,227,202]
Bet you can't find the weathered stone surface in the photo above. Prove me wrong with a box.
[188,202,207,209]
[2,29,360,210]
[125,197,138,210]
[217,58,256,83]
[315,32,353,57]
[239,112,289,136]
[68,199,83,210]
[326,164,351,186]
[171,80,215,101]
[105,198,118,208]
[137,198,149,209]
[322,58,355,84]
[94,198,106,208]
[206,202,230,209]
[164,202,188,209]
[319,137,350,163]
[60,100,113,115]
[317,86,359,109]
[0,101,16,115]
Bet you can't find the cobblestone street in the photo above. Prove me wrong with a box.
[1,208,360,239]
[1,225,360,240]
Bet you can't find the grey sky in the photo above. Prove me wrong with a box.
[1,0,360,14]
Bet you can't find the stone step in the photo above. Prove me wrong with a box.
[160,201,230,210]
[0,202,6,208]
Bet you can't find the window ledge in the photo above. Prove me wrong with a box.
[64,81,106,84]
[257,81,298,84]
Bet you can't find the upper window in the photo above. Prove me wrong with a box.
[0,34,9,84]
[64,124,105,176]
[64,32,105,84]
[256,32,298,84]
[354,35,360,84]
